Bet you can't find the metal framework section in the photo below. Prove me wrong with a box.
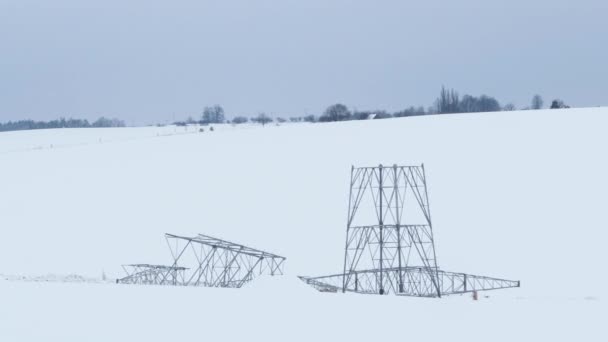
[162,233,286,288]
[300,268,519,297]
[117,264,187,285]
[300,164,519,297]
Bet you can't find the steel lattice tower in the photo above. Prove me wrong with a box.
[300,164,519,297]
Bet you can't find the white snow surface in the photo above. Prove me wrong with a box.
[0,108,606,341]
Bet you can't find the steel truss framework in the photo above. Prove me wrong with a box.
[300,164,519,297]
[117,264,186,285]
[163,233,286,288]
[118,234,286,288]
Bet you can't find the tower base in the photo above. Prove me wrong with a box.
[299,267,519,297]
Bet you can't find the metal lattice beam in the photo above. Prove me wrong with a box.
[162,233,286,288]
[117,264,187,285]
[300,268,519,297]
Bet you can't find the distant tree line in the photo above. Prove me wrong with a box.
[4,88,572,134]
[178,89,570,126]
[276,88,567,123]
[435,87,504,114]
[251,113,273,126]
[2,87,574,134]
[0,117,125,133]
[175,107,276,127]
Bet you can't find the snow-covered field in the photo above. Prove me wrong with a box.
[1,108,606,341]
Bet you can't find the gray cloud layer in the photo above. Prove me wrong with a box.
[1,0,606,124]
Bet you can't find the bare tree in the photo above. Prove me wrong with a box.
[531,95,544,110]
[320,104,351,122]
[503,103,516,111]
[435,86,460,114]
[252,113,273,126]
[202,105,225,124]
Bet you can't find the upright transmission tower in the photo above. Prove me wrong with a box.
[300,164,519,297]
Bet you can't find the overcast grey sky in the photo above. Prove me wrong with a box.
[0,0,606,125]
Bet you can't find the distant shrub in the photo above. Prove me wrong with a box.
[394,106,426,117]
[92,117,125,128]
[232,116,248,124]
[319,104,351,122]
[503,103,516,111]
[251,113,273,126]
[302,115,316,123]
[352,111,371,120]
[550,99,570,109]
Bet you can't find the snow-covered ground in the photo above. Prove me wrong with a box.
[0,122,259,154]
[1,108,606,341]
